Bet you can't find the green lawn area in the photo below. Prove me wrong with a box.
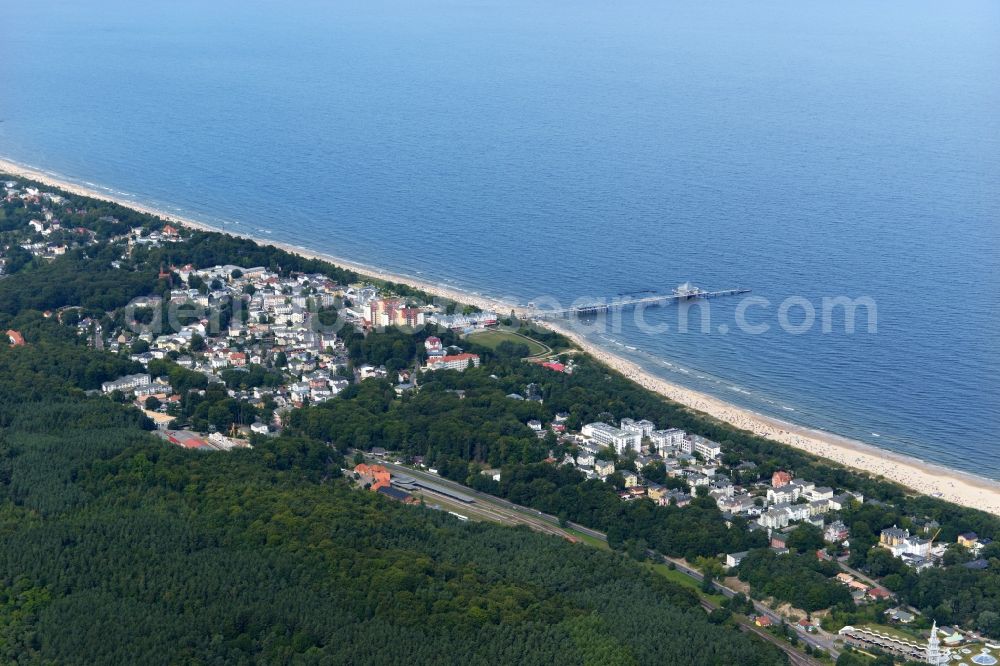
[855,622,924,643]
[645,562,726,603]
[467,329,549,357]
[566,528,610,550]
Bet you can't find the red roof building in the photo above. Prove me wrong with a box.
[355,463,391,491]
[426,353,480,372]
[6,330,26,347]
[772,470,793,487]
[424,336,444,355]
[542,361,566,372]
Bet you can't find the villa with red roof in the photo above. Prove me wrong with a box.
[425,353,480,372]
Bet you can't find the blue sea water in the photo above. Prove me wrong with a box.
[2,0,998,476]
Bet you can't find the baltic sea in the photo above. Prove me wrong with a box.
[2,0,998,476]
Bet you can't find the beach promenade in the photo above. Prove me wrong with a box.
[4,156,999,515]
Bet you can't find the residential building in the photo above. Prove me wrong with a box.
[766,480,815,505]
[757,502,810,530]
[368,298,425,328]
[101,373,151,394]
[428,311,498,330]
[726,551,749,568]
[620,418,655,438]
[824,520,849,543]
[880,526,932,558]
[662,490,692,507]
[880,526,909,547]
[957,532,979,548]
[594,459,615,478]
[682,434,722,460]
[806,486,834,501]
[646,484,668,503]
[717,493,757,515]
[582,422,641,455]
[424,336,444,356]
[757,509,791,530]
[772,470,793,487]
[770,532,791,550]
[650,428,685,454]
[425,353,480,372]
[885,608,915,624]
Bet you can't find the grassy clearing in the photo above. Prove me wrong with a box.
[645,562,727,603]
[566,528,611,550]
[855,622,924,643]
[467,329,549,357]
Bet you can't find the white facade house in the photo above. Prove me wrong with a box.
[726,551,749,568]
[880,526,932,558]
[101,373,151,394]
[650,428,685,454]
[682,434,722,460]
[766,480,816,505]
[582,422,641,455]
[757,502,811,530]
[620,418,655,439]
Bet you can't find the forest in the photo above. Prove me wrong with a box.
[3,173,1000,651]
[285,318,1000,632]
[1,174,789,664]
[0,343,786,664]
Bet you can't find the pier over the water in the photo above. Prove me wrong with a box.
[530,283,751,319]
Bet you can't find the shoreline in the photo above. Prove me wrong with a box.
[4,155,1000,515]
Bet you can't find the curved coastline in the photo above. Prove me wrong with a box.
[4,155,1000,515]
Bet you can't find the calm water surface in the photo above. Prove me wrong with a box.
[2,0,998,476]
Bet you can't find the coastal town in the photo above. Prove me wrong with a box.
[2,0,995,662]
[3,174,1000,666]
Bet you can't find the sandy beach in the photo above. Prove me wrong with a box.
[5,156,1000,516]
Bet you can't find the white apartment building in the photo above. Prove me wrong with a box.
[620,418,655,438]
[683,434,722,460]
[650,428,685,454]
[582,422,641,455]
[101,373,151,394]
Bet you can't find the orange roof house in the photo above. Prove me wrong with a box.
[868,587,892,600]
[6,330,25,347]
[772,470,793,487]
[354,463,391,491]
